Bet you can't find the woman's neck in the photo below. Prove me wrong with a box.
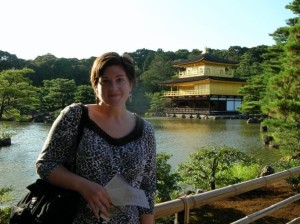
[97,102,129,120]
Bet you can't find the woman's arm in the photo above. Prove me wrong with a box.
[139,122,157,220]
[36,104,112,219]
[47,166,112,220]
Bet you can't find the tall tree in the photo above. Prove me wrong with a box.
[238,74,266,114]
[262,0,300,152]
[0,68,36,120]
[74,85,95,104]
[139,51,176,92]
[0,51,26,71]
[40,78,77,111]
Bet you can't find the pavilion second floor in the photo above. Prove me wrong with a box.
[161,76,246,97]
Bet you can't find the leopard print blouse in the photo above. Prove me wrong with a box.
[36,103,156,224]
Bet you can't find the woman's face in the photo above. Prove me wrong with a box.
[97,65,132,107]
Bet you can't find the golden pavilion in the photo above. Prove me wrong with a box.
[160,52,246,117]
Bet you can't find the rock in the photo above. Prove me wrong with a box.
[263,135,273,145]
[260,165,275,177]
[0,138,11,147]
[247,117,260,124]
[260,125,268,132]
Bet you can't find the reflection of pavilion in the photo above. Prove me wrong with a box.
[159,52,246,117]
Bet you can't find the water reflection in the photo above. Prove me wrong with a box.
[147,117,281,167]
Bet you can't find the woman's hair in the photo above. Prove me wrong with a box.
[90,52,136,103]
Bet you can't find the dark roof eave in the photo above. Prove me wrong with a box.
[159,76,246,85]
[173,53,239,67]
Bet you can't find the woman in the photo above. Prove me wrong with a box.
[36,52,156,223]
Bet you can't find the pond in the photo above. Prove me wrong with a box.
[0,117,282,205]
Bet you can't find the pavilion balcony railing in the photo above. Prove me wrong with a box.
[178,71,233,78]
[164,107,210,115]
[163,90,242,97]
[163,90,210,96]
[154,166,300,224]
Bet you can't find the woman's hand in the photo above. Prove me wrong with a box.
[78,180,112,220]
[46,167,112,220]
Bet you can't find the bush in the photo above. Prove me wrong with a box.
[217,163,261,187]
[178,146,258,190]
[156,152,181,203]
[277,158,300,192]
[0,186,13,224]
[0,206,11,224]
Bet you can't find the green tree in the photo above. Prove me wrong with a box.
[178,146,255,190]
[139,51,176,92]
[235,52,260,79]
[0,68,37,120]
[238,74,266,114]
[145,92,165,116]
[0,186,12,224]
[156,153,181,203]
[40,78,77,111]
[129,48,155,75]
[0,50,26,71]
[262,1,300,153]
[74,85,95,104]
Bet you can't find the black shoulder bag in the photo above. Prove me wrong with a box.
[10,104,88,224]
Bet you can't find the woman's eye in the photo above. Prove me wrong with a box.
[117,79,126,84]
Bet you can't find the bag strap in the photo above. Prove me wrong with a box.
[76,104,88,147]
[73,104,88,173]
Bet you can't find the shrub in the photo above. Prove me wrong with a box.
[178,146,257,190]
[277,158,300,192]
[156,152,181,203]
[0,186,13,224]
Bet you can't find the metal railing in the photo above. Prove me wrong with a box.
[154,166,300,223]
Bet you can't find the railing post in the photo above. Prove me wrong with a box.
[183,197,190,224]
[174,197,191,224]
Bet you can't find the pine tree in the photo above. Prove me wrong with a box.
[262,0,300,153]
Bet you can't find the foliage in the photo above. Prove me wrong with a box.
[178,146,257,190]
[156,153,181,203]
[277,158,300,192]
[261,4,300,153]
[262,119,300,153]
[139,52,176,92]
[0,68,37,120]
[0,186,12,224]
[74,85,95,104]
[0,124,15,140]
[234,46,267,79]
[217,163,260,187]
[0,187,12,205]
[25,54,93,86]
[0,50,26,71]
[0,206,10,224]
[145,92,166,116]
[238,74,266,114]
[129,48,155,75]
[40,78,77,111]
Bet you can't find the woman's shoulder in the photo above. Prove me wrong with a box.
[55,103,88,124]
[61,103,86,114]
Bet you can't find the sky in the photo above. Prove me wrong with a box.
[1,0,295,60]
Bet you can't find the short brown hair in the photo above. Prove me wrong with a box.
[90,52,136,103]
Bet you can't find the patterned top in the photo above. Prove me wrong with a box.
[36,103,156,224]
